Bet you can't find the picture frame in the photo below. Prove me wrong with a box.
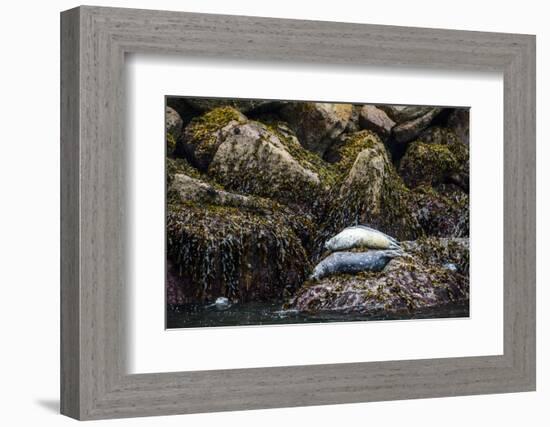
[60,5,536,420]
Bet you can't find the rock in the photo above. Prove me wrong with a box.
[344,104,362,133]
[177,106,247,170]
[208,120,326,208]
[166,106,183,140]
[325,131,422,241]
[409,185,469,238]
[401,237,469,276]
[358,105,396,140]
[290,237,468,314]
[378,105,436,124]
[166,203,309,305]
[166,107,183,156]
[166,98,198,128]
[279,102,353,156]
[376,104,433,124]
[446,108,470,145]
[398,127,469,191]
[185,98,284,113]
[168,173,275,212]
[391,107,443,144]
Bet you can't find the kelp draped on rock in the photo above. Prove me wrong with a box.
[167,202,310,305]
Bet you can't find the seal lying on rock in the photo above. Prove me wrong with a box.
[310,250,402,281]
[324,225,401,253]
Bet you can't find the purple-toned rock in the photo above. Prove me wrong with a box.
[290,237,469,314]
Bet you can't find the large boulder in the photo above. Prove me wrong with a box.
[358,105,396,140]
[279,102,353,156]
[398,127,469,191]
[176,106,247,170]
[290,237,469,314]
[166,202,309,305]
[325,131,422,241]
[208,120,329,209]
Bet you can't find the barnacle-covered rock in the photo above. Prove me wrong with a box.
[279,102,353,156]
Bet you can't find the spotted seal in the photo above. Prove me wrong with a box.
[324,225,400,253]
[309,250,402,281]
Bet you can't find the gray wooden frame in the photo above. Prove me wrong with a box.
[60,5,536,420]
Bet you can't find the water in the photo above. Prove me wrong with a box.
[166,301,469,329]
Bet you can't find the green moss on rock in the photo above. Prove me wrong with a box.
[177,106,247,170]
[399,127,469,191]
[323,131,423,241]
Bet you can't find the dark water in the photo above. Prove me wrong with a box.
[166,301,469,329]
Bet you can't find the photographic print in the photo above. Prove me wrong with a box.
[165,97,470,329]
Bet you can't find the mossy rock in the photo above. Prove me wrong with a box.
[166,202,310,304]
[176,106,247,170]
[208,120,328,212]
[168,172,277,213]
[399,127,469,191]
[401,236,469,276]
[166,157,203,186]
[324,131,423,241]
[290,238,469,314]
[409,185,469,238]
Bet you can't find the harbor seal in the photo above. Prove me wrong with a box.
[324,225,400,253]
[310,250,402,281]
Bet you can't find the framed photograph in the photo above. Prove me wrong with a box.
[61,6,536,420]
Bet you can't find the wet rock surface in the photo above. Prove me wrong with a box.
[166,98,470,318]
[291,237,468,314]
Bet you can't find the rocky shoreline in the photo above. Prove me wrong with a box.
[165,98,469,318]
